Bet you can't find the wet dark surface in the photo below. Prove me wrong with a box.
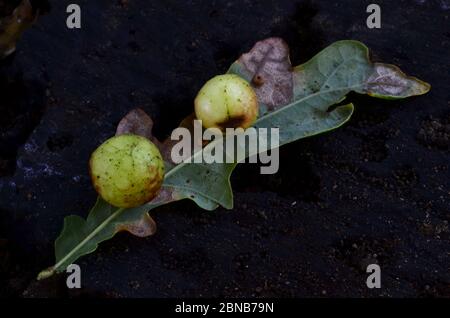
[0,0,449,297]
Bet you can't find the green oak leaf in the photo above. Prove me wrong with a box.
[38,38,430,279]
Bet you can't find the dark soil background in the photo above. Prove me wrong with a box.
[0,0,449,298]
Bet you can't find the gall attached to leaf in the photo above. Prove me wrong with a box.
[90,134,165,208]
[194,74,258,130]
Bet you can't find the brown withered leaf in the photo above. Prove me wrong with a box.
[116,108,162,147]
[237,37,294,110]
[116,212,157,237]
[0,0,37,58]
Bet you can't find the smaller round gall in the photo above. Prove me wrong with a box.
[90,134,165,208]
[195,74,258,130]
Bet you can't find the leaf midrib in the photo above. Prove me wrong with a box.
[52,208,124,272]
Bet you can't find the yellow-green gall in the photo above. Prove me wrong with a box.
[90,134,165,208]
[194,74,258,130]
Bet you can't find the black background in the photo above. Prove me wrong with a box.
[0,0,449,297]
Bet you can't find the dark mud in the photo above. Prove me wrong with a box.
[0,0,449,297]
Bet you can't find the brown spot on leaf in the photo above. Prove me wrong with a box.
[116,212,157,237]
[366,63,430,97]
[151,187,176,204]
[252,74,265,87]
[238,37,294,109]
